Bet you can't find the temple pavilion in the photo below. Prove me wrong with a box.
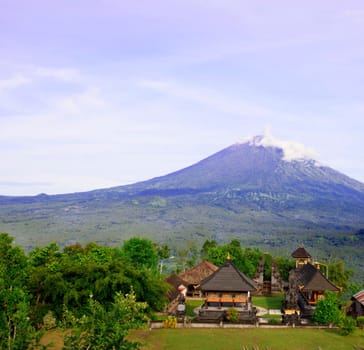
[197,257,257,323]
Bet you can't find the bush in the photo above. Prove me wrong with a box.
[357,316,364,329]
[43,310,57,330]
[163,316,177,328]
[339,315,356,336]
[225,308,239,323]
[312,292,341,326]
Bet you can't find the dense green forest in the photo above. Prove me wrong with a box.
[0,232,361,349]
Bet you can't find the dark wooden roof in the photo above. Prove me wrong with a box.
[179,260,218,285]
[295,263,339,292]
[199,260,256,292]
[291,246,311,259]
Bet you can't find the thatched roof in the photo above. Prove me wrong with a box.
[200,260,256,292]
[295,263,339,292]
[179,260,218,285]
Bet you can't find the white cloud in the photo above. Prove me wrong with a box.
[0,74,30,90]
[244,129,320,162]
[33,66,81,82]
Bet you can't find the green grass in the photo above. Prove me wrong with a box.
[185,299,203,317]
[252,293,284,310]
[133,328,364,350]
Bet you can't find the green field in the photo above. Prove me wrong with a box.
[133,328,364,350]
[41,327,364,350]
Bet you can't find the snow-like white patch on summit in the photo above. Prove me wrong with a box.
[241,131,320,163]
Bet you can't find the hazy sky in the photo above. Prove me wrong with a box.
[1,0,364,195]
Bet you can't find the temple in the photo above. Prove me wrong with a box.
[197,257,257,323]
[283,246,339,323]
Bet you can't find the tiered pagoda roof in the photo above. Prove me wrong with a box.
[291,246,311,259]
[200,260,256,292]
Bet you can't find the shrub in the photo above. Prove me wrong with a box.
[339,314,356,336]
[163,316,177,328]
[43,310,57,330]
[357,316,364,329]
[312,291,341,326]
[225,308,239,323]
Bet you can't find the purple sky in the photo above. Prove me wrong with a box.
[1,0,364,195]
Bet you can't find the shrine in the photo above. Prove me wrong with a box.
[197,257,257,323]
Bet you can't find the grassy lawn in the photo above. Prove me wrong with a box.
[133,328,364,350]
[252,293,284,310]
[185,298,203,317]
[41,327,364,350]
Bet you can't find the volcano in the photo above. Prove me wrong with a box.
[1,134,363,278]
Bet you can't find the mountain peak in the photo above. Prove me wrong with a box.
[240,132,319,163]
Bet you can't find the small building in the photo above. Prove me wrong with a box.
[350,289,364,317]
[197,258,257,323]
[179,260,218,297]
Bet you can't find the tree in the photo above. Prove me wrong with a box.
[275,256,296,281]
[312,291,341,326]
[63,290,147,350]
[204,240,263,278]
[200,239,217,261]
[121,238,159,270]
[0,233,44,349]
[327,260,352,291]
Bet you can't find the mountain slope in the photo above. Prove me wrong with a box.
[0,135,363,279]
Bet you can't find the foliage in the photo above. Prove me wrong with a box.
[313,291,341,326]
[0,233,45,350]
[200,239,217,261]
[175,241,199,272]
[274,256,295,281]
[327,260,353,291]
[63,290,147,350]
[121,237,159,270]
[157,243,170,260]
[203,239,263,278]
[338,314,356,336]
[163,316,177,328]
[27,240,169,321]
[43,311,57,330]
[356,316,364,329]
[225,308,239,323]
